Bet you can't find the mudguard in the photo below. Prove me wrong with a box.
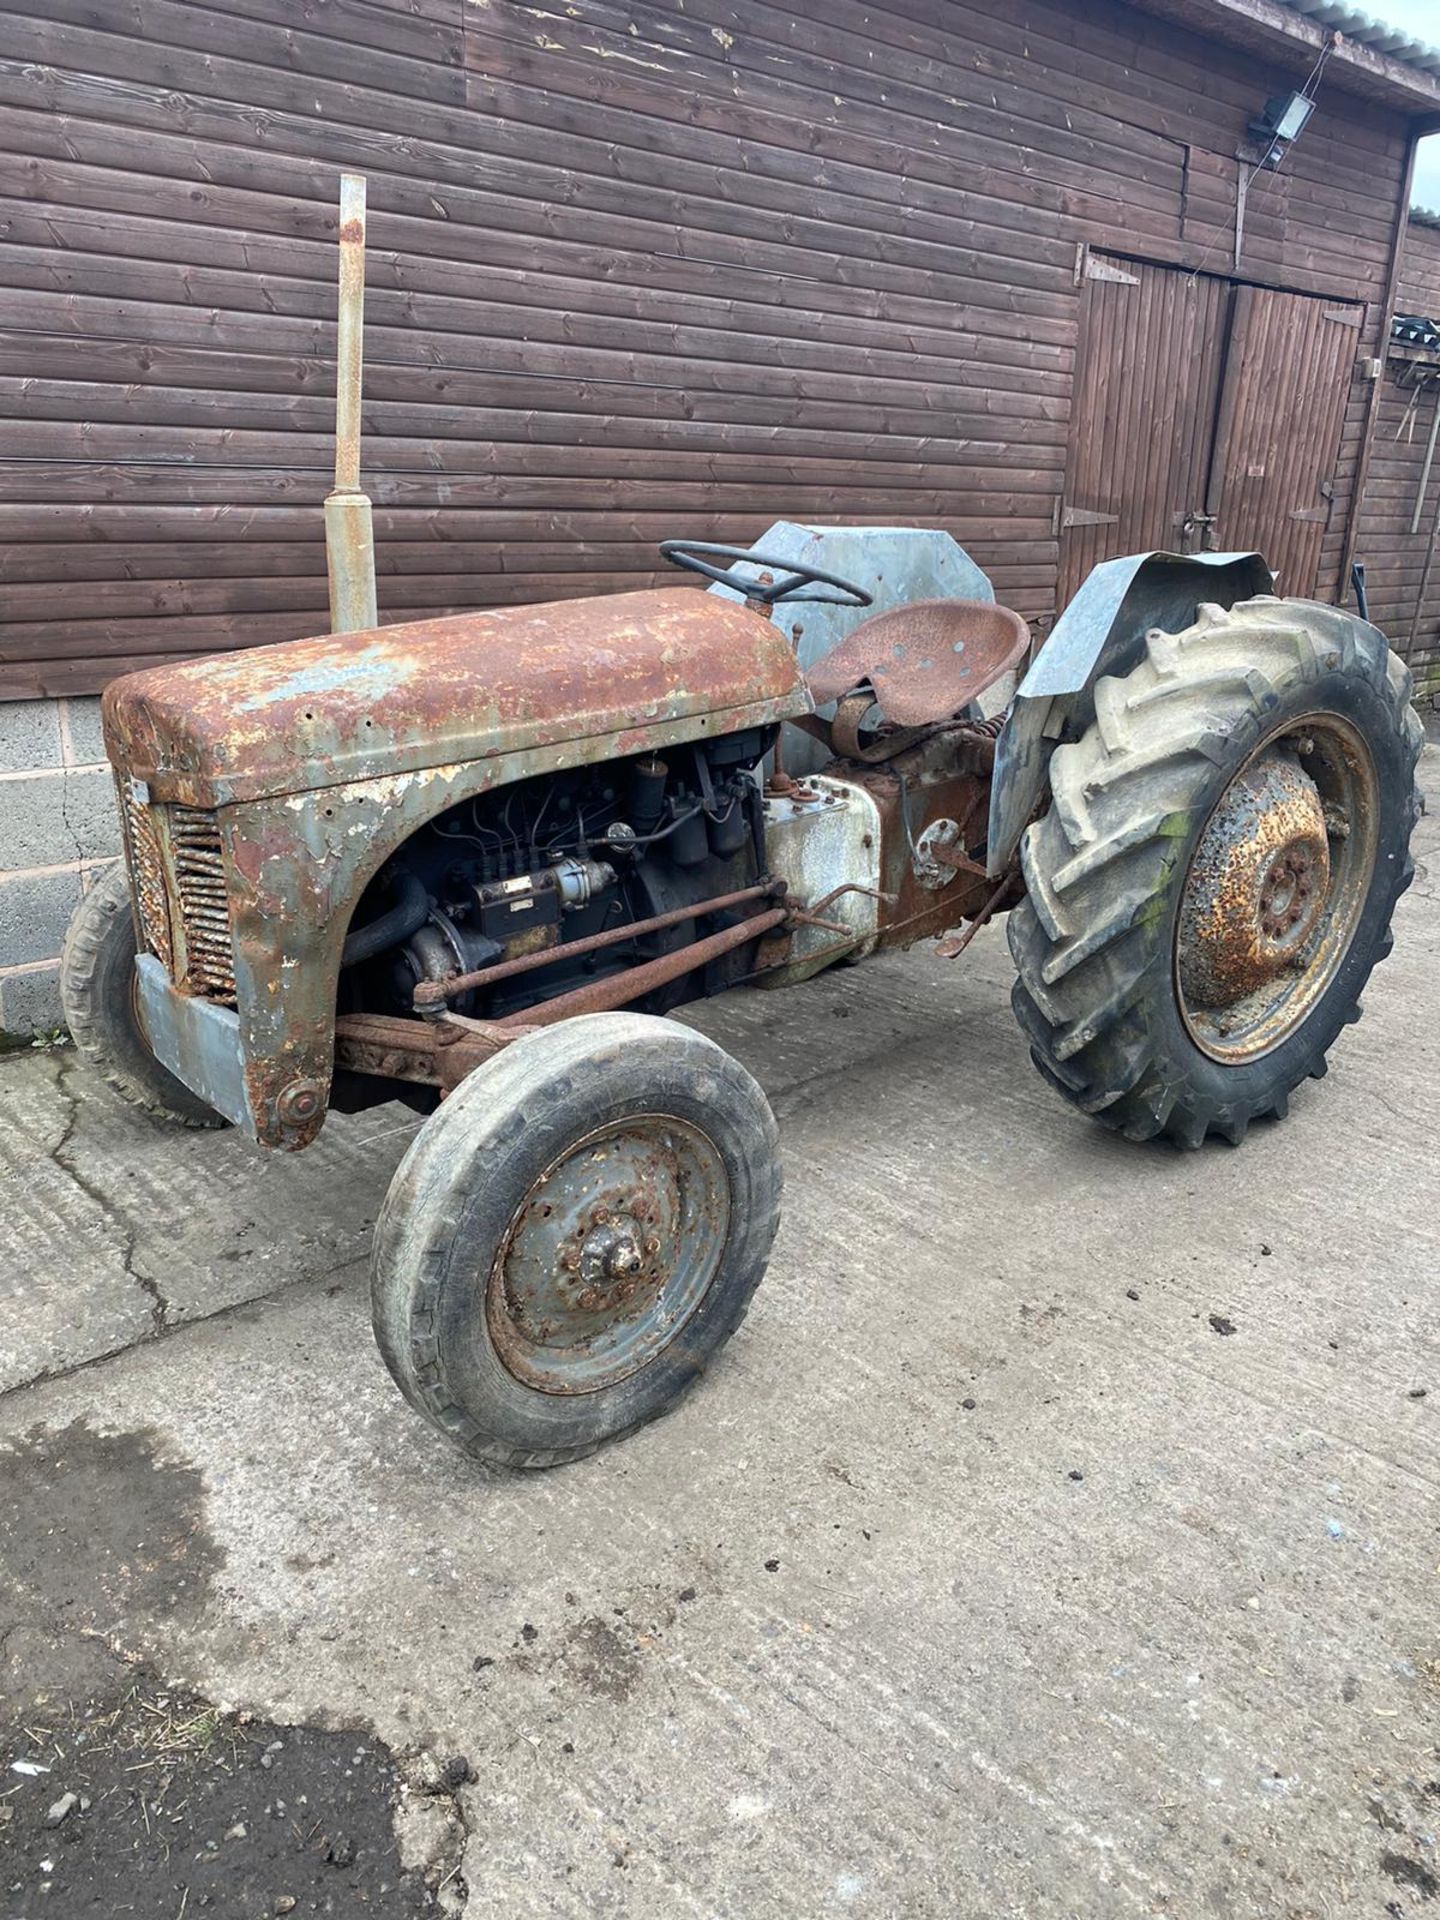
[986,550,1274,874]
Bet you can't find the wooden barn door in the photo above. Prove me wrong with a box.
[1205,287,1362,594]
[1057,255,1229,604]
[1059,255,1360,604]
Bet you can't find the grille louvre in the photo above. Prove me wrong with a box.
[169,806,237,1004]
[119,778,173,970]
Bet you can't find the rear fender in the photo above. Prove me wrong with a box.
[986,550,1274,874]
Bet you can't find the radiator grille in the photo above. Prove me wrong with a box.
[119,778,173,971]
[169,806,237,1004]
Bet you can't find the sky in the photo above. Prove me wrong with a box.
[1358,0,1440,208]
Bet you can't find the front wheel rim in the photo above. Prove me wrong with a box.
[486,1114,730,1395]
[1175,713,1379,1063]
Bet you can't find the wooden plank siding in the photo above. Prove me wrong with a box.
[1352,217,1440,702]
[0,0,1416,699]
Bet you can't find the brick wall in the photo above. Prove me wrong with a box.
[0,698,121,1035]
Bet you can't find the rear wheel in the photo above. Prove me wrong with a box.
[59,862,223,1127]
[1009,597,1422,1147]
[371,1012,780,1468]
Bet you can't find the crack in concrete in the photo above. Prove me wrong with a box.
[51,1055,171,1336]
[2,1249,370,1405]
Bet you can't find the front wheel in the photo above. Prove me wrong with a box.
[59,862,224,1128]
[1009,597,1423,1147]
[371,1012,781,1468]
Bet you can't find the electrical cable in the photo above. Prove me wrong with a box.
[1184,33,1338,286]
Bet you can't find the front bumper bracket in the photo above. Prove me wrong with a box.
[134,954,255,1134]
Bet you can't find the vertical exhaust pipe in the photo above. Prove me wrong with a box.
[324,172,379,633]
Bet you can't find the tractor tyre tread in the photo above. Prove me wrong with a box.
[1008,597,1421,1148]
[372,1012,781,1469]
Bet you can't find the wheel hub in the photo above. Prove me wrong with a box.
[1178,754,1330,1009]
[1175,716,1378,1063]
[487,1117,728,1394]
[564,1202,663,1314]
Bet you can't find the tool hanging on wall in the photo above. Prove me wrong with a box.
[1411,386,1440,536]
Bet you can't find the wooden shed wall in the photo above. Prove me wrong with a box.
[0,0,1414,700]
[1398,215,1440,316]
[1353,218,1440,702]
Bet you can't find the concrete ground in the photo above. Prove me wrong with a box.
[1,749,1437,1919]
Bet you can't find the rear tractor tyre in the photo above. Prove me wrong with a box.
[1009,597,1422,1148]
[371,1012,781,1469]
[59,862,224,1128]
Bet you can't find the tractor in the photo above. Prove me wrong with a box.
[63,525,1423,1468]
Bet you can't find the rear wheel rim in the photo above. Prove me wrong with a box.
[1176,713,1379,1063]
[486,1114,729,1395]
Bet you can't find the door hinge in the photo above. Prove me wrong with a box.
[1083,254,1140,285]
[1054,501,1121,535]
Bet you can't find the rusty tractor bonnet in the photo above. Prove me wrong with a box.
[104,585,811,1147]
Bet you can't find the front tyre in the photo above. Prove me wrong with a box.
[59,862,224,1128]
[1009,597,1422,1148]
[371,1012,781,1468]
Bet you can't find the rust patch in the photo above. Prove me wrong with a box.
[834,733,999,951]
[100,586,811,1148]
[1178,755,1330,1008]
[101,589,807,807]
[496,906,787,1025]
[807,598,1029,724]
[1176,717,1380,1065]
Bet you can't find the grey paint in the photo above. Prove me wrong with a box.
[707,523,997,773]
[134,955,251,1131]
[987,549,1275,872]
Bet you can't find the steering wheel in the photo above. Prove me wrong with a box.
[659,540,873,609]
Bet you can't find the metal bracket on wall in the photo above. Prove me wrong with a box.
[1052,500,1120,537]
[1229,140,1279,269]
[1081,253,1139,285]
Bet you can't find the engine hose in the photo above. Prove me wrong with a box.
[341,871,431,968]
